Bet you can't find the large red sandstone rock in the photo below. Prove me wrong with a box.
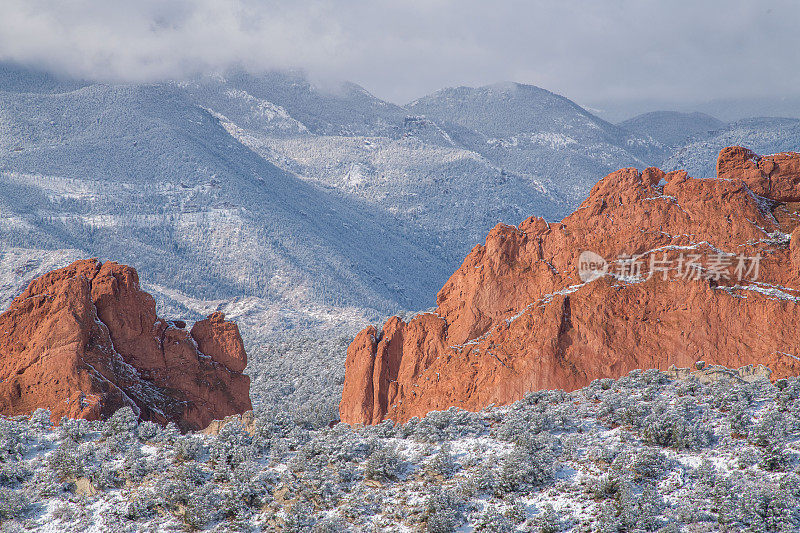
[0,259,251,431]
[340,147,800,425]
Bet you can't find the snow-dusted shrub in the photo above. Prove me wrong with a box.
[217,486,249,522]
[183,482,224,530]
[364,442,403,482]
[284,501,317,532]
[618,482,665,531]
[532,504,566,533]
[57,417,87,442]
[587,443,620,465]
[639,400,712,449]
[301,470,344,509]
[690,459,717,492]
[173,434,205,463]
[618,396,651,428]
[251,408,301,456]
[136,420,159,442]
[156,463,206,512]
[311,515,350,533]
[760,440,790,472]
[293,401,339,430]
[496,407,553,442]
[674,378,702,397]
[230,460,275,509]
[428,443,457,479]
[29,408,52,431]
[588,472,626,501]
[340,485,381,521]
[727,400,752,437]
[47,440,85,480]
[776,377,800,414]
[88,458,122,490]
[104,406,138,437]
[596,482,664,532]
[0,487,29,521]
[324,425,372,465]
[424,487,465,532]
[716,476,794,531]
[612,369,665,392]
[592,377,615,391]
[0,462,29,489]
[496,440,555,494]
[626,448,670,481]
[707,380,754,411]
[457,463,496,497]
[0,420,27,463]
[496,390,578,442]
[472,504,517,532]
[121,446,150,484]
[749,406,791,447]
[364,419,399,439]
[210,423,254,474]
[407,407,485,442]
[124,489,158,521]
[154,421,181,445]
[291,435,333,474]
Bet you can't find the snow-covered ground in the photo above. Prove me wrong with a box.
[1,368,799,531]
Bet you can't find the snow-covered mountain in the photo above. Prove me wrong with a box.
[1,65,797,342]
[619,111,726,148]
[662,117,800,178]
[0,79,453,336]
[183,73,567,254]
[0,68,655,337]
[407,82,668,202]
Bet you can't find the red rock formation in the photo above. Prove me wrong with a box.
[0,259,251,431]
[340,147,800,425]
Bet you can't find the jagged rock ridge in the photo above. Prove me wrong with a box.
[340,146,800,425]
[0,259,251,431]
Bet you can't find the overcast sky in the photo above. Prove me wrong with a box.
[1,0,798,109]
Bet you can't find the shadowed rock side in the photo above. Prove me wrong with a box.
[340,146,800,425]
[0,259,251,432]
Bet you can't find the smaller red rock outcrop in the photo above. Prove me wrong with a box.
[717,146,800,202]
[341,147,800,425]
[191,312,248,373]
[0,259,251,431]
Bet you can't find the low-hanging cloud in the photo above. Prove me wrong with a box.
[0,0,798,105]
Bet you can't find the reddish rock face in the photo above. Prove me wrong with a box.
[191,312,248,373]
[0,259,251,431]
[340,146,800,425]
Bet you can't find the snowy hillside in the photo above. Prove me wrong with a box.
[619,111,726,148]
[0,248,84,310]
[0,68,667,341]
[663,117,800,178]
[0,80,452,338]
[407,82,668,203]
[182,73,567,253]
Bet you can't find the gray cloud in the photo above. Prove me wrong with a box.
[0,0,798,106]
